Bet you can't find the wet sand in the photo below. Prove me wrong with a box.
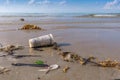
[0,16,120,80]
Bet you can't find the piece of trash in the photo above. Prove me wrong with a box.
[29,34,55,48]
[35,60,44,65]
[0,45,24,55]
[0,66,10,74]
[49,64,59,70]
[20,24,41,30]
[13,55,41,59]
[38,64,59,74]
[11,63,48,67]
[63,66,70,73]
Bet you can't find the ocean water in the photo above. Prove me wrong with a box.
[0,13,120,17]
[0,13,120,30]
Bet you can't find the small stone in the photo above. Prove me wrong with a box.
[20,18,25,21]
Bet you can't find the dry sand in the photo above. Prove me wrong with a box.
[0,17,120,80]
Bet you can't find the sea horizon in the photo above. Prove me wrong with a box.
[0,12,120,17]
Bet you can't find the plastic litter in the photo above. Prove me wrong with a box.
[35,60,44,65]
[29,34,55,48]
[38,64,59,73]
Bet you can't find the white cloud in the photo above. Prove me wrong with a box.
[36,0,50,5]
[104,0,120,9]
[28,0,67,7]
[59,0,66,5]
[28,0,35,5]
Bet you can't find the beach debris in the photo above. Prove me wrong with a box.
[0,45,24,55]
[29,34,55,48]
[13,55,41,59]
[20,18,25,21]
[0,66,10,74]
[96,59,120,67]
[59,52,84,62]
[80,56,96,65]
[38,64,59,74]
[59,51,97,66]
[62,66,70,73]
[11,63,49,67]
[20,24,41,30]
[35,60,44,65]
[59,52,73,62]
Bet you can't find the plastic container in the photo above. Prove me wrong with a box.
[29,34,55,48]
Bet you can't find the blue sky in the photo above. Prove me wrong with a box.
[0,0,120,13]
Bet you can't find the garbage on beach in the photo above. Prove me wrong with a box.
[80,56,96,65]
[62,66,70,73]
[29,34,55,48]
[0,66,10,74]
[20,24,42,30]
[59,52,84,63]
[97,59,120,67]
[38,64,59,74]
[35,60,44,65]
[0,45,24,55]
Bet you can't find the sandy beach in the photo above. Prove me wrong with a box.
[0,14,120,80]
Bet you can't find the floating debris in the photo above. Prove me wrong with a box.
[0,66,10,74]
[63,66,70,73]
[20,24,42,30]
